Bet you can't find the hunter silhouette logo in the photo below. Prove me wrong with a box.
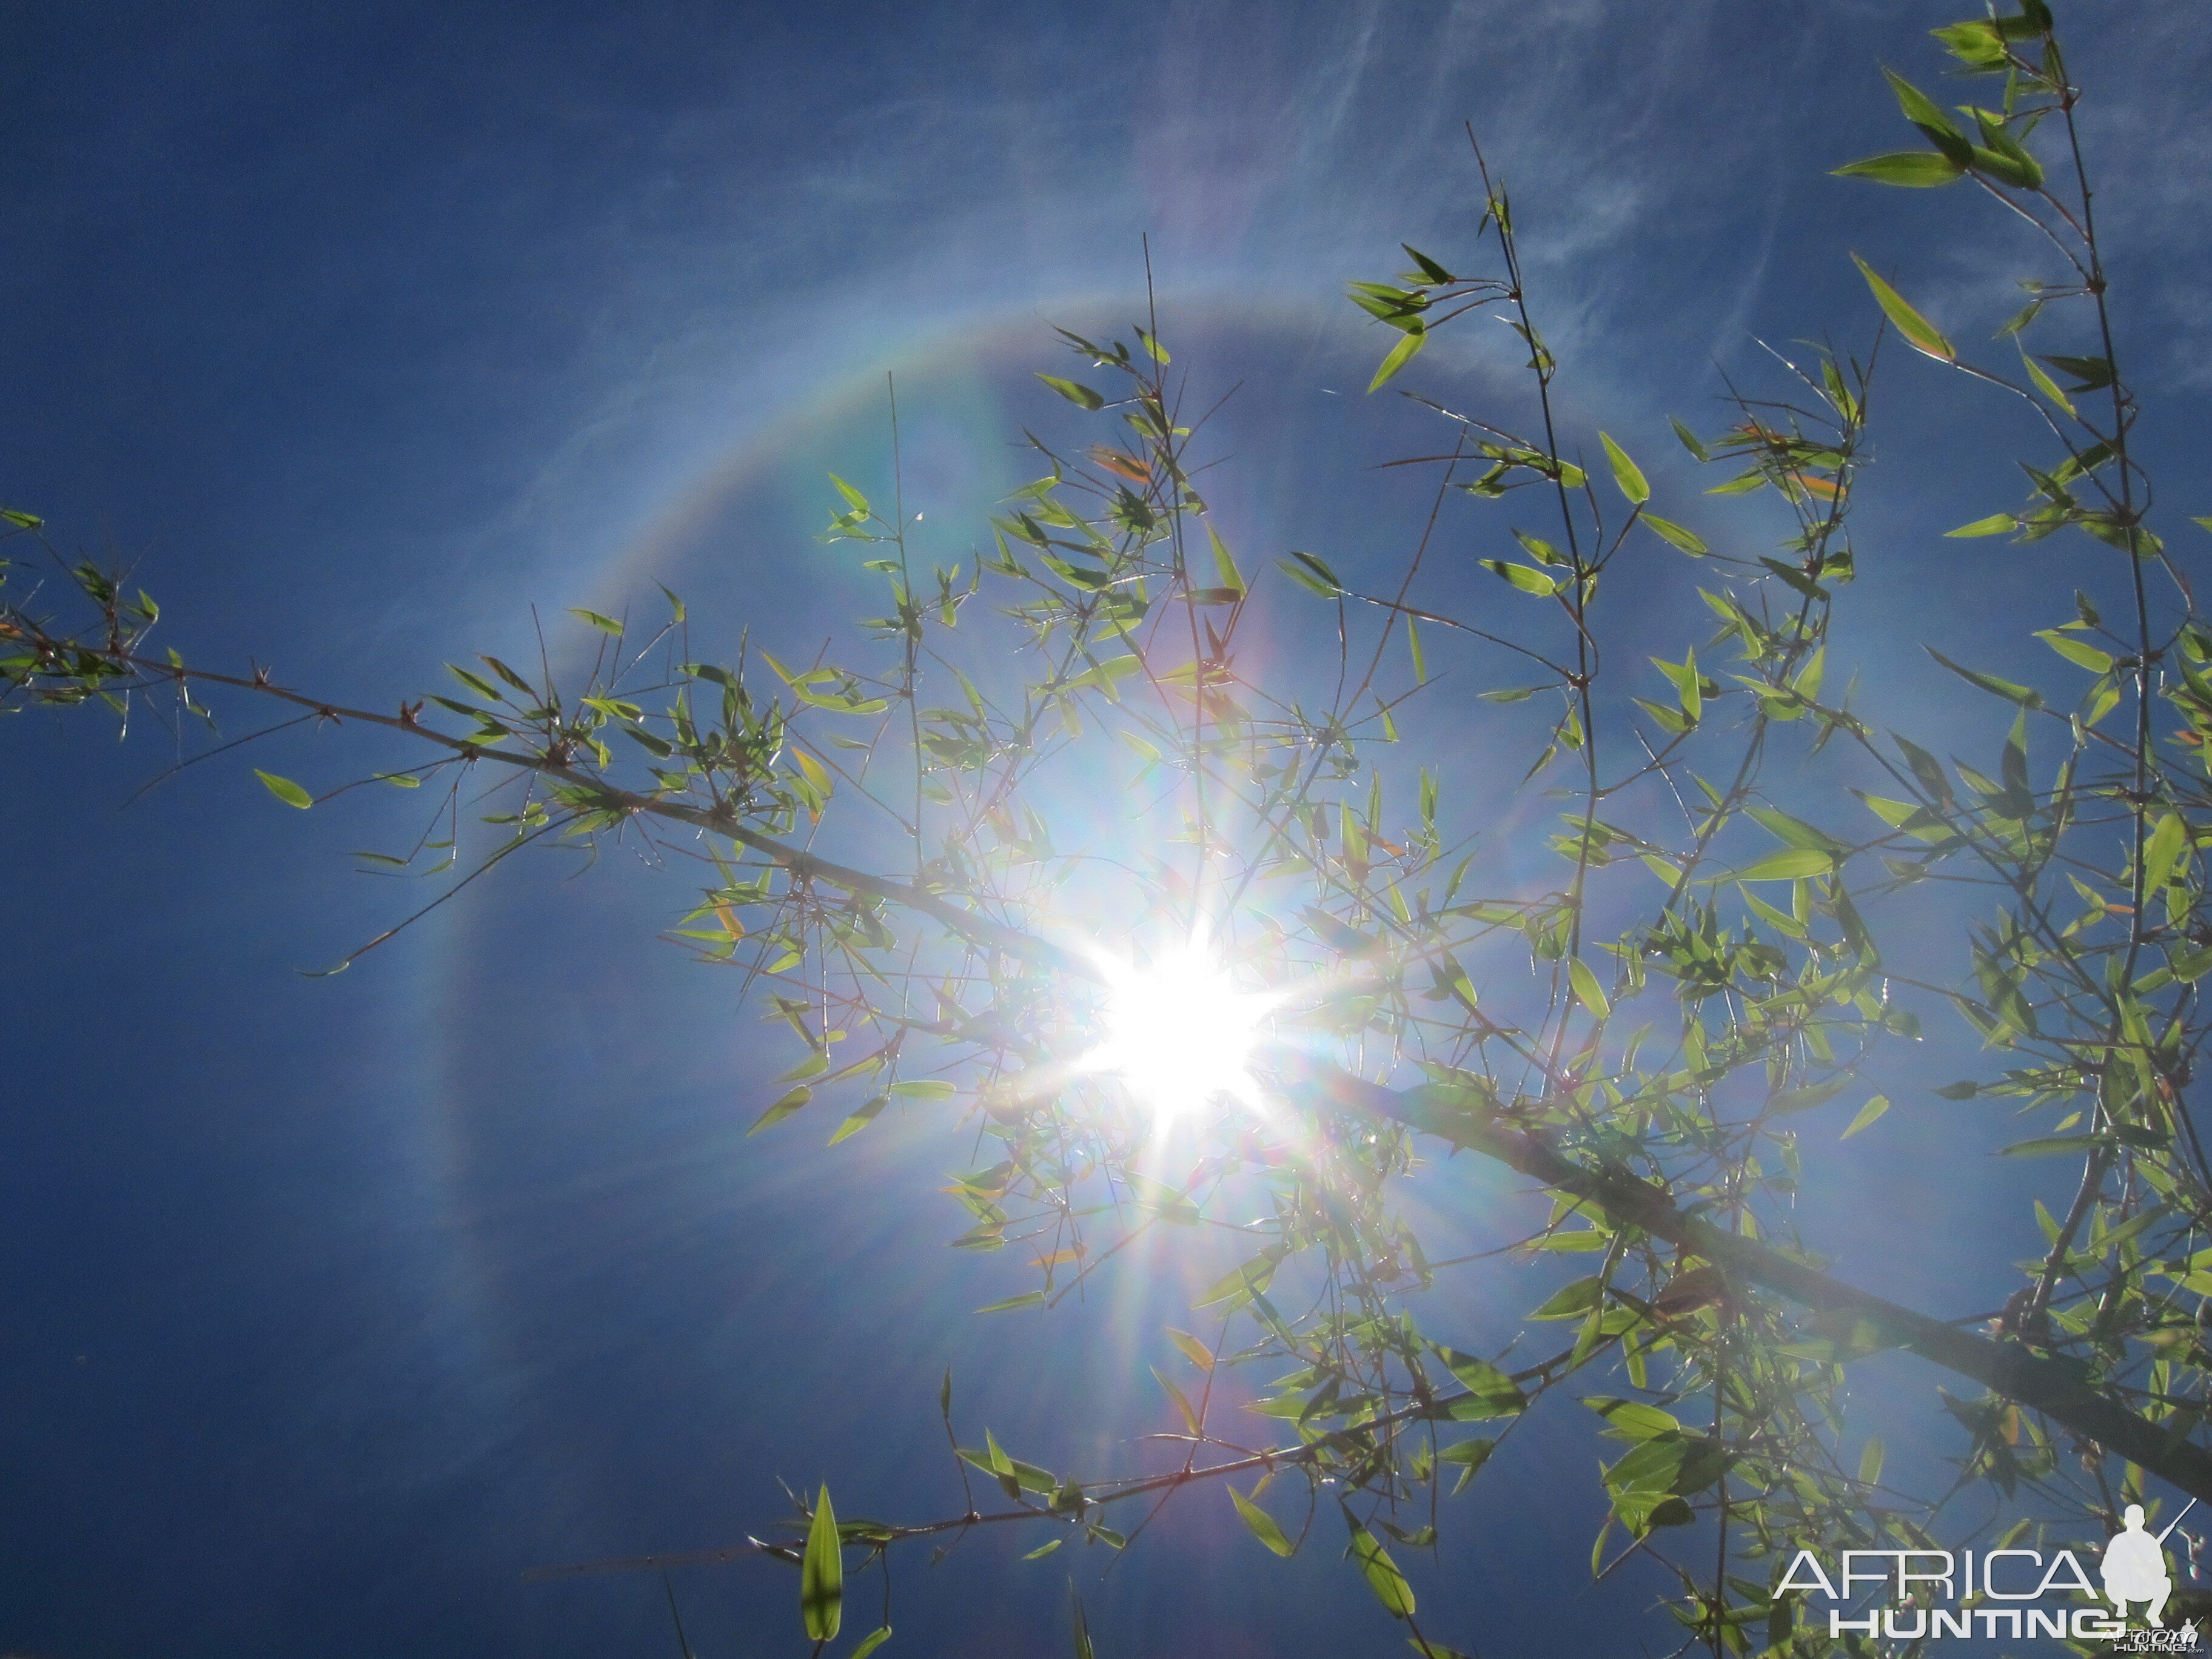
[2103,1503,2184,1628]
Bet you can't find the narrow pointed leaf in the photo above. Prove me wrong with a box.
[255,770,313,810]
[1369,323,1426,393]
[1230,1487,1296,1557]
[1599,433,1649,504]
[801,1484,843,1642]
[1850,253,1954,362]
[1346,1516,1416,1618]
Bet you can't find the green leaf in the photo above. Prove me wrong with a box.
[750,1085,812,1134]
[1586,1396,1681,1441]
[850,1628,893,1659]
[1036,374,1105,411]
[1,507,43,528]
[255,770,313,809]
[1528,1275,1603,1321]
[975,1291,1048,1314]
[2035,629,2114,673]
[1745,805,1843,855]
[1946,512,2016,538]
[792,745,835,798]
[1730,847,1835,882]
[802,1484,843,1642]
[568,608,624,635]
[1599,433,1649,504]
[1669,418,1709,462]
[1345,1515,1416,1618]
[1842,1095,1891,1139]
[2021,350,2077,417]
[890,1078,959,1099]
[830,474,871,515]
[1436,1437,1496,1491]
[1401,244,1455,284]
[1368,323,1427,393]
[1926,648,2041,708]
[1071,1590,1096,1659]
[1166,1327,1215,1371]
[828,1094,890,1146]
[1569,957,1610,1019]
[1230,1487,1296,1557]
[1640,514,1706,555]
[1429,1345,1527,1416]
[1833,150,1964,187]
[1208,526,1245,593]
[1196,1253,1278,1309]
[2042,353,2114,392]
[1277,552,1346,598]
[1479,559,1560,597]
[2145,811,2188,894]
[1850,253,1954,363]
[1880,67,1971,161]
[1858,1438,1886,1488]
[1024,1539,1063,1560]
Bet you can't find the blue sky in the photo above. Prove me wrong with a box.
[5,3,2211,1655]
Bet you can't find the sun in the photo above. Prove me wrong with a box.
[1087,940,1275,1119]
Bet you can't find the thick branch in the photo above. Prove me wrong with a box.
[1313,1067,2212,1505]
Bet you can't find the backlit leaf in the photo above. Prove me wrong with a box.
[1834,150,1964,187]
[1842,1095,1891,1139]
[1480,559,1559,597]
[1368,323,1426,393]
[1599,433,1649,504]
[1850,253,1954,362]
[256,770,313,810]
[750,1085,812,1134]
[1230,1487,1295,1557]
[1946,513,2016,538]
[975,1291,1048,1314]
[1731,847,1835,882]
[1346,1515,1415,1618]
[1640,514,1707,555]
[2035,629,2113,673]
[1278,552,1347,597]
[1036,375,1105,410]
[1569,957,1611,1019]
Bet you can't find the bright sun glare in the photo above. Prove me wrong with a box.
[1089,943,1273,1119]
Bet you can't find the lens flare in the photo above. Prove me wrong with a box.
[1087,940,1273,1119]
